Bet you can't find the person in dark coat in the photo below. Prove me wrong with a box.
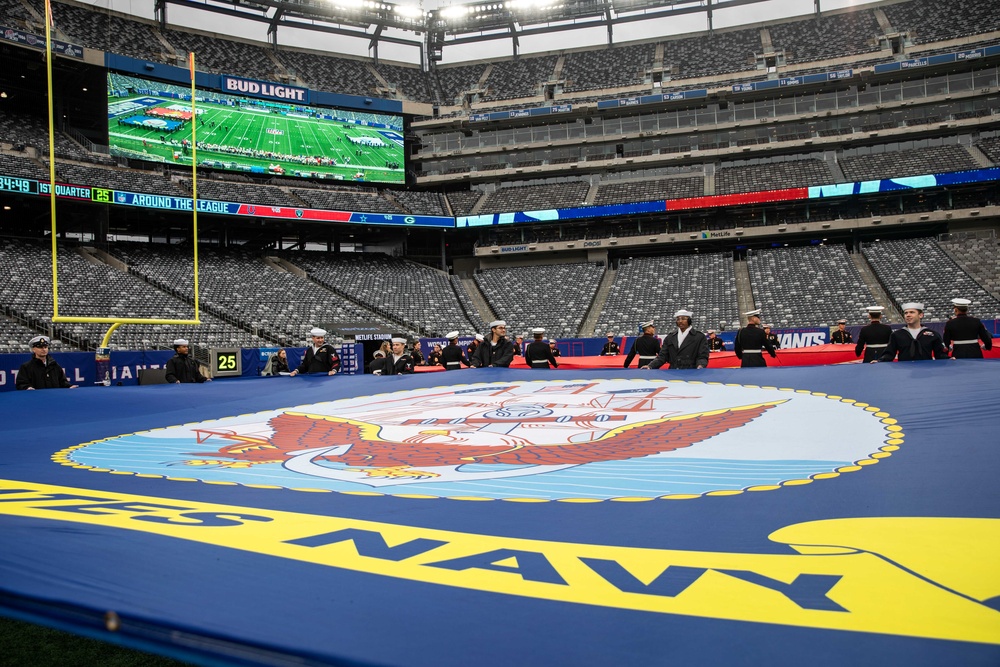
[647,310,710,370]
[734,309,777,368]
[525,328,558,369]
[441,331,470,370]
[513,335,524,356]
[831,320,853,344]
[943,297,993,359]
[165,338,211,384]
[16,335,77,390]
[427,343,444,367]
[370,337,416,375]
[623,321,661,368]
[471,320,515,368]
[855,306,893,363]
[763,325,781,350]
[409,343,424,366]
[601,333,620,356]
[266,348,290,375]
[707,329,726,351]
[290,327,340,377]
[878,302,948,362]
[548,340,561,357]
[467,335,482,360]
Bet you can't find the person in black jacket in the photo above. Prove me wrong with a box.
[165,339,211,384]
[427,343,444,367]
[943,297,993,359]
[370,337,415,375]
[471,320,515,368]
[855,306,892,363]
[525,328,558,369]
[16,335,77,390]
[647,309,710,370]
[441,331,470,370]
[623,321,661,368]
[513,335,524,356]
[265,348,290,375]
[601,333,620,356]
[763,325,781,350]
[831,319,853,344]
[290,328,340,377]
[467,335,482,360]
[409,342,424,366]
[734,309,777,368]
[707,330,726,351]
[878,302,948,362]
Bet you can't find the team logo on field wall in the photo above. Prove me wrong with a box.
[59,379,900,500]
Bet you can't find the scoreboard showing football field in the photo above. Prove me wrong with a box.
[107,72,405,184]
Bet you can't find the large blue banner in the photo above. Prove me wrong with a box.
[1,363,998,666]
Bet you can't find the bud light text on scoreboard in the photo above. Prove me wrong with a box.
[221,76,309,104]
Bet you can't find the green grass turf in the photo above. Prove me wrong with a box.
[108,96,405,184]
[0,616,193,666]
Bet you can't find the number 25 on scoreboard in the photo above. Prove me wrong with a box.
[212,349,241,377]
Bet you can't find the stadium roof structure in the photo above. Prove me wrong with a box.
[152,0,789,61]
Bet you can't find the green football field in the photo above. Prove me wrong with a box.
[108,96,405,184]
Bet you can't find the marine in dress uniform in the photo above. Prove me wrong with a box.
[831,320,853,344]
[370,337,415,375]
[943,298,993,359]
[879,303,948,362]
[290,328,340,376]
[525,328,559,369]
[601,333,620,356]
[623,321,661,368]
[549,340,561,357]
[734,309,777,368]
[165,338,211,384]
[440,331,471,370]
[471,321,515,368]
[763,325,781,350]
[647,310,710,370]
[855,306,893,363]
[15,335,78,390]
[707,330,726,352]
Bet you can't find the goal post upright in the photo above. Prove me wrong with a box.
[190,51,200,320]
[44,0,59,321]
[44,31,202,366]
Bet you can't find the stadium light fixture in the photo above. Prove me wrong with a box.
[331,0,366,11]
[441,4,471,18]
[394,4,423,17]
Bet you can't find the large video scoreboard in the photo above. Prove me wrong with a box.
[108,72,406,185]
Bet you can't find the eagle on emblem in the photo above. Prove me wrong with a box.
[188,400,783,485]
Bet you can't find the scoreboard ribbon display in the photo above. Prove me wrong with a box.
[6,166,1000,229]
[0,176,453,227]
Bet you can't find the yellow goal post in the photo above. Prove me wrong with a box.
[45,0,201,349]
